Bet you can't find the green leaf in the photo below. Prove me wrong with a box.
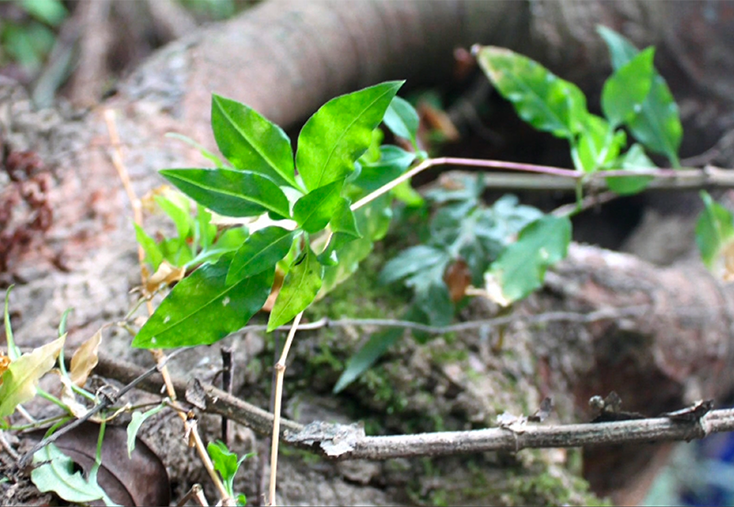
[127,404,166,458]
[160,168,291,219]
[207,441,239,487]
[476,46,588,139]
[572,115,626,173]
[485,215,572,305]
[379,245,450,285]
[597,27,682,166]
[333,327,402,394]
[154,195,191,240]
[696,191,734,270]
[31,443,107,504]
[267,246,324,332]
[4,286,19,361]
[21,0,68,26]
[317,199,362,265]
[188,227,249,268]
[166,133,230,168]
[353,145,415,192]
[296,81,403,191]
[605,143,656,195]
[0,335,65,417]
[211,94,297,188]
[196,204,216,250]
[383,96,419,147]
[601,47,655,127]
[132,257,274,348]
[292,179,344,233]
[227,227,298,285]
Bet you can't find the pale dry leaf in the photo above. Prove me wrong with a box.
[0,335,66,417]
[144,261,186,295]
[69,329,102,387]
[56,372,91,419]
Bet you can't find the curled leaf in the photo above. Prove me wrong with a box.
[69,329,102,387]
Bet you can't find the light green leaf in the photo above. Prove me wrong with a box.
[207,441,239,485]
[127,404,166,458]
[605,143,656,195]
[267,247,324,332]
[353,145,415,192]
[296,81,403,191]
[165,133,229,168]
[333,327,402,394]
[227,227,298,285]
[476,46,588,139]
[317,199,362,265]
[383,96,419,147]
[160,168,291,220]
[292,179,344,233]
[572,114,626,173]
[0,335,65,417]
[601,47,655,127]
[597,27,682,166]
[696,191,734,270]
[211,94,297,188]
[31,443,107,504]
[154,195,191,240]
[188,227,248,268]
[132,257,274,348]
[379,245,450,285]
[485,215,572,305]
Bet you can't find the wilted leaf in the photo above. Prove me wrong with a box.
[144,260,187,295]
[0,335,65,417]
[296,81,403,191]
[444,259,472,302]
[69,329,102,387]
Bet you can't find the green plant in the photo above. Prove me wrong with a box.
[207,440,254,505]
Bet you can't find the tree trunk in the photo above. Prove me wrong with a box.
[2,1,733,504]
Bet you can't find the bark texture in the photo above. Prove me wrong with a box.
[2,1,734,505]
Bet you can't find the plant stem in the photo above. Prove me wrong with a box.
[268,310,304,506]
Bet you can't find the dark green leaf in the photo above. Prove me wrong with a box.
[383,96,419,146]
[476,46,588,139]
[227,227,298,285]
[267,246,324,331]
[597,27,682,166]
[601,47,655,127]
[696,191,734,270]
[211,95,297,188]
[605,143,655,195]
[160,168,291,219]
[296,81,403,191]
[292,179,344,233]
[333,327,402,393]
[485,215,571,305]
[132,257,274,348]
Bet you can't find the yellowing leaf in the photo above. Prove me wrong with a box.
[69,330,102,388]
[0,353,9,380]
[0,335,65,417]
[144,260,186,295]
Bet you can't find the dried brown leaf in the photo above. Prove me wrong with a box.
[69,329,102,387]
[144,260,186,295]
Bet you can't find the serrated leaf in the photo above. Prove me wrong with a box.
[485,215,571,305]
[31,443,107,504]
[379,245,450,285]
[696,191,734,271]
[383,96,419,147]
[477,46,588,139]
[0,335,65,417]
[127,404,166,458]
[292,179,344,233]
[227,227,298,285]
[605,143,655,195]
[160,168,291,220]
[601,47,655,127]
[211,94,297,188]
[333,327,402,394]
[267,247,323,331]
[132,257,274,348]
[296,81,403,191]
[597,27,682,166]
[69,329,101,387]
